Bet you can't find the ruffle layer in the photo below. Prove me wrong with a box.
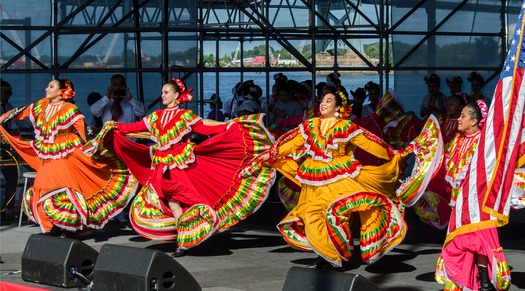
[145,109,201,150]
[413,190,450,230]
[396,115,443,206]
[435,253,511,291]
[277,176,301,212]
[128,114,276,248]
[326,192,406,265]
[30,99,84,144]
[23,154,138,232]
[299,118,361,161]
[277,191,406,267]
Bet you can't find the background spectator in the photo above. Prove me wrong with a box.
[420,73,447,118]
[206,93,225,121]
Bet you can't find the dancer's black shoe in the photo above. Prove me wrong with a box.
[478,266,496,291]
[171,246,187,258]
[307,256,327,269]
[42,225,61,236]
[307,256,346,272]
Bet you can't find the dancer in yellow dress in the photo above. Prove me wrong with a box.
[260,86,410,269]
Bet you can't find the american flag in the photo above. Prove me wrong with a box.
[446,2,525,241]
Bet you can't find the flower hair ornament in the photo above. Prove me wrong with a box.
[59,79,76,100]
[172,78,194,104]
[336,90,352,119]
[476,99,488,129]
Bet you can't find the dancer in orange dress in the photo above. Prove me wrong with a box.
[0,78,138,234]
[89,78,275,257]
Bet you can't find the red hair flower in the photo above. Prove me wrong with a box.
[172,78,194,104]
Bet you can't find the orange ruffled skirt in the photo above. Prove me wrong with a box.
[0,126,138,232]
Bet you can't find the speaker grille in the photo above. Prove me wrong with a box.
[21,234,98,288]
[93,244,201,291]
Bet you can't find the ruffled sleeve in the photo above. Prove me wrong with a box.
[117,119,149,134]
[350,132,393,160]
[192,120,227,135]
[277,131,305,157]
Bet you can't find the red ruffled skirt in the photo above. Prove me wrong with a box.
[92,114,276,248]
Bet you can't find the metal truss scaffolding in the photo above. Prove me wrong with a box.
[0,0,523,115]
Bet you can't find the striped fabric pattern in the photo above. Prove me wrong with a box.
[396,115,443,206]
[446,3,525,244]
[276,176,301,212]
[36,158,138,231]
[145,109,200,151]
[413,190,449,230]
[29,99,84,159]
[326,192,406,265]
[130,184,179,240]
[129,114,276,248]
[376,89,405,124]
[435,252,511,291]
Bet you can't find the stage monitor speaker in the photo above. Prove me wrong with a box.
[93,244,201,291]
[282,266,378,291]
[21,234,99,288]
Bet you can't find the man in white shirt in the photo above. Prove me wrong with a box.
[90,74,147,124]
[90,74,146,223]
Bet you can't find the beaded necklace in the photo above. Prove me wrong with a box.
[317,116,341,139]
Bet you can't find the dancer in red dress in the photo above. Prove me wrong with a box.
[89,78,275,257]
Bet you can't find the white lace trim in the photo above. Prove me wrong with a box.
[299,122,362,162]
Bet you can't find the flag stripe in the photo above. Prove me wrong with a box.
[445,3,525,244]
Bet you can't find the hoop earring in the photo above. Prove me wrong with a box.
[335,112,340,117]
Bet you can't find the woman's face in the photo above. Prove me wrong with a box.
[278,90,291,102]
[446,97,463,118]
[448,82,461,94]
[457,106,478,133]
[367,88,380,103]
[470,80,482,94]
[45,80,61,101]
[427,81,439,94]
[320,93,340,117]
[161,84,179,107]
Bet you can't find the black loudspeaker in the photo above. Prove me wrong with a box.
[21,234,99,288]
[93,244,201,291]
[282,266,378,291]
